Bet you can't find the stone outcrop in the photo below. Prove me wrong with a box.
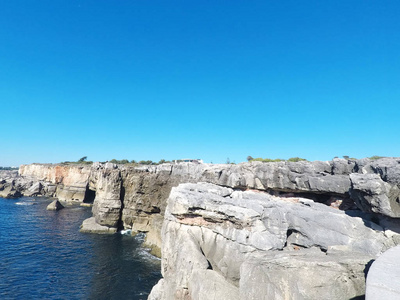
[0,170,21,198]
[149,182,399,299]
[90,162,123,228]
[5,157,400,297]
[19,164,91,201]
[46,200,64,211]
[80,217,117,234]
[6,157,400,255]
[366,245,400,299]
[240,252,370,300]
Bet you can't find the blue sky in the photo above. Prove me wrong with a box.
[1,1,399,166]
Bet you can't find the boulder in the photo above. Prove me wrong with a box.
[79,217,117,234]
[46,200,64,211]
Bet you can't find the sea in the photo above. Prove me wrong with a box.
[0,196,161,300]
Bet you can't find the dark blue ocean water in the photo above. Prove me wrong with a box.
[0,197,161,300]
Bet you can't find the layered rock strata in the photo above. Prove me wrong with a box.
[149,182,400,299]
[7,157,400,254]
[19,164,91,201]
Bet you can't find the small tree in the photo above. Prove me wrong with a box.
[78,156,87,162]
[247,156,253,162]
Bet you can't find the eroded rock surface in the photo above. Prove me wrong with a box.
[366,245,400,299]
[46,200,64,211]
[18,164,91,201]
[8,157,400,253]
[0,170,21,198]
[149,182,399,299]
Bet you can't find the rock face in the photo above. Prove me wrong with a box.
[8,157,400,255]
[149,182,398,299]
[90,163,123,228]
[240,251,371,300]
[6,158,400,297]
[19,164,91,201]
[366,245,400,299]
[0,170,21,198]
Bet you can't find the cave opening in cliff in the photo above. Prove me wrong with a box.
[83,188,96,203]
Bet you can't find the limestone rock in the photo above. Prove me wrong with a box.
[366,245,400,299]
[24,181,42,197]
[0,170,22,198]
[367,157,400,183]
[79,217,117,234]
[46,200,64,211]
[90,166,122,227]
[240,251,372,300]
[15,158,400,255]
[149,182,398,299]
[350,173,400,217]
[189,269,239,300]
[19,164,91,200]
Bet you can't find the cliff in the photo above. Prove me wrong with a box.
[149,182,400,299]
[10,157,400,256]
[19,164,91,201]
[4,157,400,297]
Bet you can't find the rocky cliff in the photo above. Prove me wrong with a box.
[19,164,92,201]
[7,158,400,256]
[148,182,400,299]
[4,157,400,298]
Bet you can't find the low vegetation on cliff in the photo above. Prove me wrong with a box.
[247,156,307,163]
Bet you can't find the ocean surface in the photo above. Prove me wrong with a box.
[0,196,161,300]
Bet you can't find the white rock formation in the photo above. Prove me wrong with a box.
[366,245,400,299]
[149,182,399,299]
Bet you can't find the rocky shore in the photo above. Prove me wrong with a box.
[2,157,400,298]
[148,182,399,299]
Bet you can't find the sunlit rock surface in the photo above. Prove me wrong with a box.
[149,182,397,299]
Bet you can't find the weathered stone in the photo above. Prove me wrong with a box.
[0,170,22,198]
[46,200,64,211]
[79,217,117,234]
[366,245,400,299]
[350,173,400,217]
[24,181,42,197]
[149,183,399,299]
[332,158,356,175]
[189,269,239,300]
[240,251,372,300]
[90,166,122,227]
[14,158,400,254]
[368,157,400,183]
[19,164,91,200]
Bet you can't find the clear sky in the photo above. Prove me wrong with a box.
[1,1,399,166]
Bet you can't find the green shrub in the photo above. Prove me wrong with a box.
[251,158,284,162]
[250,157,308,163]
[287,157,307,162]
[369,155,385,160]
[109,159,130,164]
